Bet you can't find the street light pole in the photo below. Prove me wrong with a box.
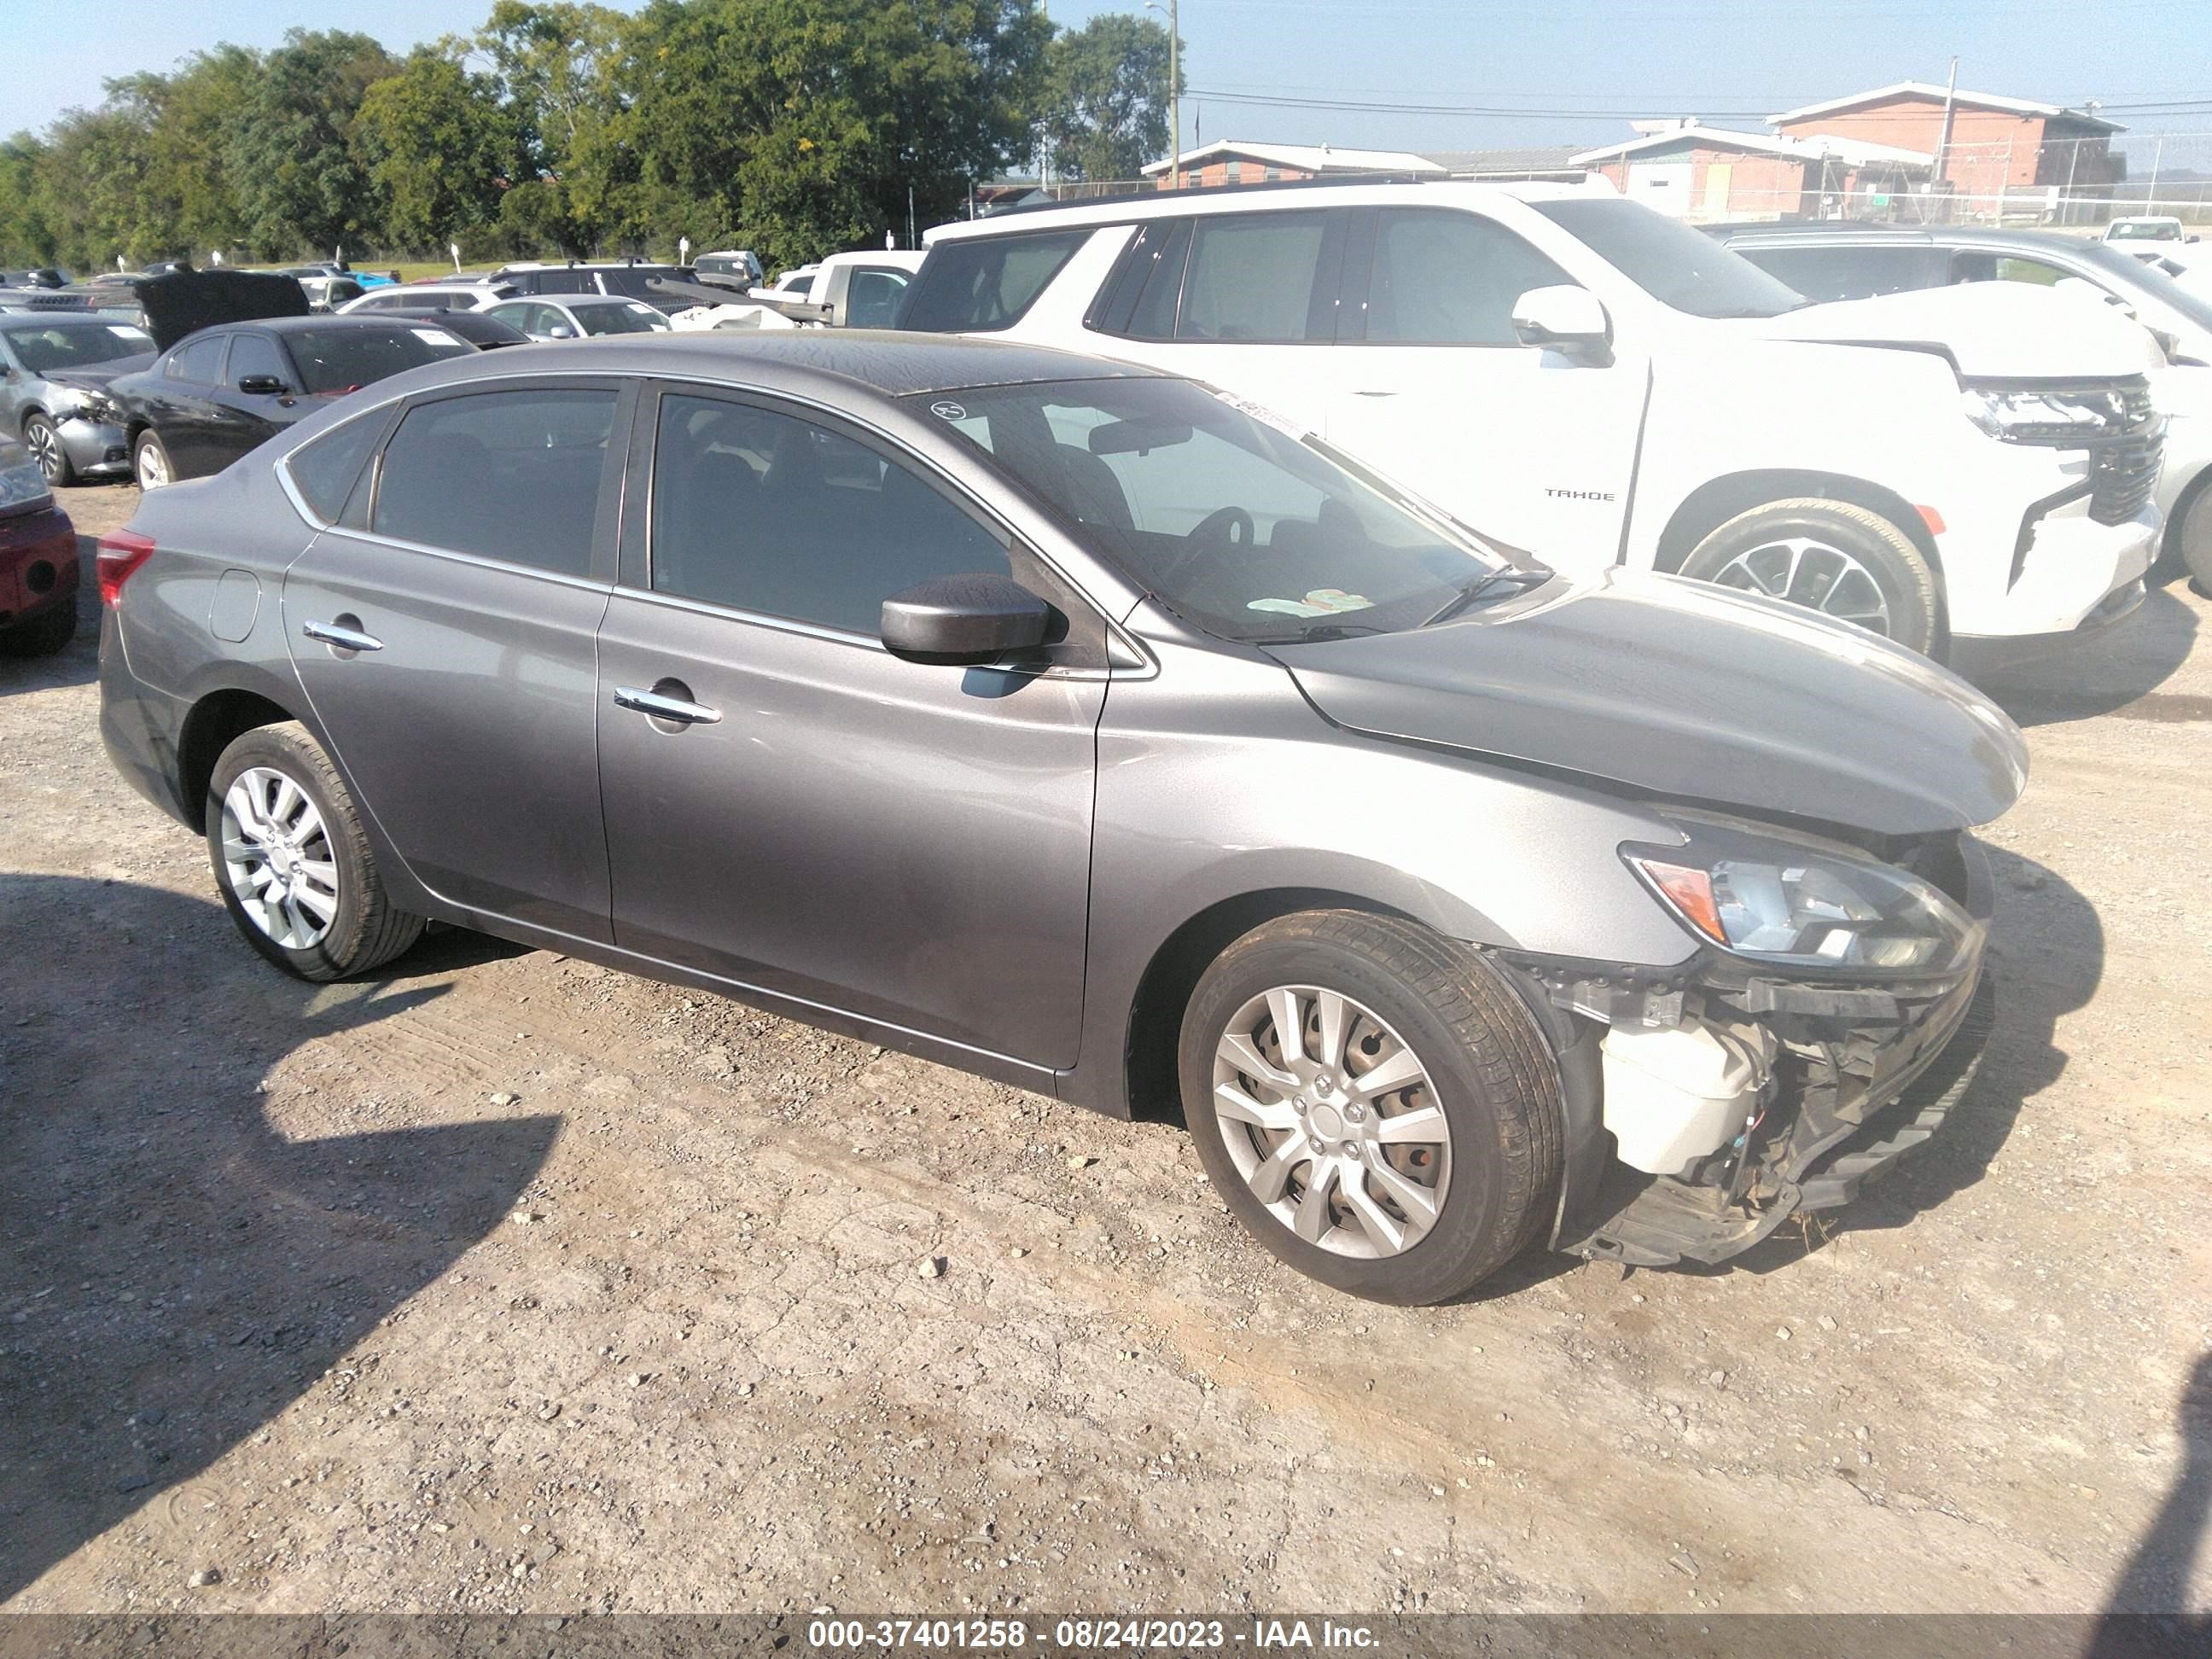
[1146,0,1180,189]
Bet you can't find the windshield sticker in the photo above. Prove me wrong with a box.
[1212,390,1309,442]
[108,325,150,341]
[410,328,458,346]
[928,399,968,422]
[1247,589,1376,620]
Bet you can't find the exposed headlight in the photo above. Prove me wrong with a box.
[1960,382,2139,445]
[1622,819,1980,978]
[67,391,123,426]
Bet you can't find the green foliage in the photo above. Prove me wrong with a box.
[0,0,1113,271]
[355,48,517,251]
[1044,13,1178,184]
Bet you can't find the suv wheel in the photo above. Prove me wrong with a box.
[133,429,174,491]
[1179,911,1563,1305]
[206,722,424,981]
[2177,476,2212,597]
[1676,498,1941,656]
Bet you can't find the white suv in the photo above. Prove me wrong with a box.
[909,182,2163,666]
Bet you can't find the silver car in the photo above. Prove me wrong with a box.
[482,294,672,341]
[96,334,2020,1303]
[0,313,156,484]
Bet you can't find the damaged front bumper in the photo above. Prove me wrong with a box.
[1505,834,1998,1269]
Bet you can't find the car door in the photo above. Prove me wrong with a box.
[154,332,232,475]
[202,330,294,469]
[594,383,1104,1067]
[282,377,633,943]
[1318,205,1647,564]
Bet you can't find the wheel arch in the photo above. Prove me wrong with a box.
[177,686,301,825]
[1653,469,1945,588]
[1120,886,1420,1125]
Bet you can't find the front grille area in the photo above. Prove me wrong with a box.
[2089,402,2163,525]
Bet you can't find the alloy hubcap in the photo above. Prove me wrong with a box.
[26,422,61,480]
[1211,985,1451,1259]
[219,767,339,949]
[1711,535,1892,636]
[137,443,168,489]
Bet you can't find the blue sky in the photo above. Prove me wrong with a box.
[5,0,2208,168]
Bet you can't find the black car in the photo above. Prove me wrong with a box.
[110,315,474,490]
[377,307,532,350]
[487,261,697,314]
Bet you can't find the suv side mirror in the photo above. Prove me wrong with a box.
[1512,285,1613,364]
[546,324,575,340]
[237,375,287,395]
[881,573,1052,664]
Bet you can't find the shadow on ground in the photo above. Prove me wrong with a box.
[0,875,559,1602]
[1976,583,2202,728]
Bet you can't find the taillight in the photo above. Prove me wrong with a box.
[96,529,156,606]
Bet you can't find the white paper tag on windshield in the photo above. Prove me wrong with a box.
[109,325,150,341]
[1248,589,1375,619]
[1212,390,1309,442]
[411,328,460,346]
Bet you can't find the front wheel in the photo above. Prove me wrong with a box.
[1676,498,1941,656]
[133,429,174,491]
[1179,911,1563,1305]
[2178,477,2212,597]
[23,414,74,486]
[206,721,424,981]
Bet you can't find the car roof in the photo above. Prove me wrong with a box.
[535,293,655,306]
[358,330,1162,401]
[1707,222,2131,257]
[927,177,1609,242]
[211,314,461,337]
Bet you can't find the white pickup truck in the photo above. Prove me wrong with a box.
[907,182,2163,667]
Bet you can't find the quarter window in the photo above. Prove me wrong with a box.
[1365,210,1575,346]
[286,411,387,521]
[650,393,1009,635]
[372,387,618,576]
[899,230,1091,332]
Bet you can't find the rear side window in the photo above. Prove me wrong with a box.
[286,411,388,521]
[1363,209,1575,346]
[373,387,618,576]
[1178,212,1333,342]
[900,230,1091,332]
[532,269,597,294]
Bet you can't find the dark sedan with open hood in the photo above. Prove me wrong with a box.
[96,333,2021,1304]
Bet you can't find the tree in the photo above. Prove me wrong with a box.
[0,135,59,266]
[101,48,262,259]
[595,0,1051,271]
[355,48,515,252]
[226,30,399,258]
[1043,13,1177,184]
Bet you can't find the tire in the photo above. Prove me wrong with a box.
[205,721,424,981]
[133,428,174,491]
[1179,910,1563,1306]
[2177,477,2212,597]
[22,413,74,486]
[1674,498,1942,656]
[0,603,78,657]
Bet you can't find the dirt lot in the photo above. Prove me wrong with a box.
[3,480,2208,1622]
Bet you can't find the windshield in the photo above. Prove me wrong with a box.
[914,378,1513,643]
[2108,220,2180,241]
[1534,198,1808,318]
[3,322,151,371]
[288,326,471,394]
[594,268,677,300]
[573,301,665,335]
[2071,240,2212,339]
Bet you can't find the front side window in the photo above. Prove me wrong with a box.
[917,377,1510,643]
[1533,197,1807,319]
[287,326,470,394]
[1178,212,1331,342]
[899,230,1091,332]
[227,334,290,387]
[1365,209,1575,345]
[650,393,1009,635]
[372,387,618,576]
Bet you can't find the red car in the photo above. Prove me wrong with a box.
[0,435,79,655]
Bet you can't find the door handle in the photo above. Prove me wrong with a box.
[614,684,722,725]
[301,618,384,652]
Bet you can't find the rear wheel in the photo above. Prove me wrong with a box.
[23,414,74,486]
[206,722,423,981]
[133,429,173,491]
[1179,911,1563,1305]
[1676,498,1941,655]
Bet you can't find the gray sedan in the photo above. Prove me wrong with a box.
[482,294,671,341]
[96,333,2019,1303]
[0,313,155,484]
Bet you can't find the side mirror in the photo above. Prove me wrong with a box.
[881,573,1052,664]
[1512,285,1613,364]
[546,325,575,340]
[237,375,287,395]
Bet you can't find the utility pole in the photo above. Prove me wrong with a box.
[1935,55,1958,189]
[2150,134,2165,212]
[1146,0,1180,189]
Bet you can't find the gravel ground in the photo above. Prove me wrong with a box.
[3,480,2207,1620]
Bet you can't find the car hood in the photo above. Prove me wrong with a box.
[41,352,157,393]
[132,270,309,351]
[1268,569,2028,835]
[1755,282,2165,379]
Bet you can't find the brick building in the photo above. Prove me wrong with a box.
[1141,140,1444,190]
[1770,82,2124,211]
[1569,124,1931,221]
